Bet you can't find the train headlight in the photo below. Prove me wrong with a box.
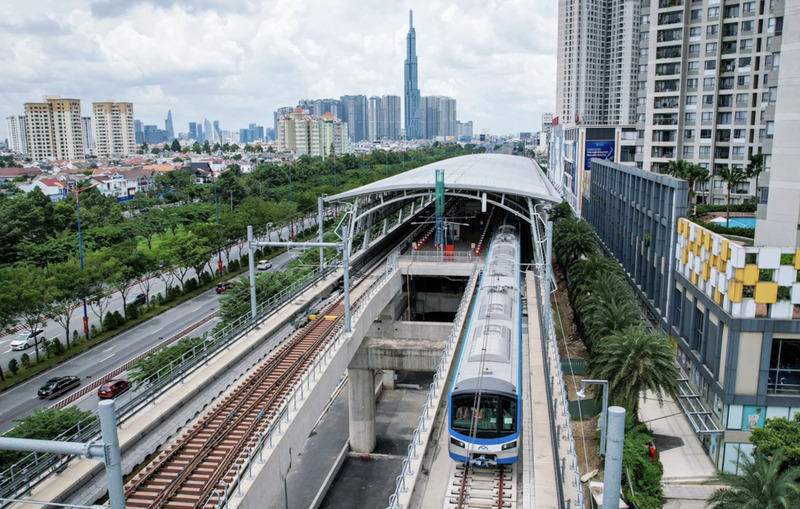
[450,437,466,448]
[501,441,517,451]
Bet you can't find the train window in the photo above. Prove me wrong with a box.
[452,395,499,435]
[501,398,517,432]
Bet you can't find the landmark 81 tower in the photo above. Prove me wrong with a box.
[404,10,422,140]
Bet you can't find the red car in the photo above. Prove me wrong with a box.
[216,281,233,293]
[97,379,131,399]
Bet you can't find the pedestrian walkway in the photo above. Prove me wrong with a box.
[638,392,719,508]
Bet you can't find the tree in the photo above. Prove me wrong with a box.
[588,326,680,415]
[203,140,211,154]
[706,449,800,509]
[663,159,709,212]
[106,241,148,321]
[157,230,210,291]
[746,153,764,203]
[141,141,149,153]
[553,217,597,269]
[192,141,202,153]
[3,265,56,364]
[47,259,91,348]
[717,166,748,225]
[750,412,800,470]
[170,139,181,152]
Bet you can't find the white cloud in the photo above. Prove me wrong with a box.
[1,0,558,140]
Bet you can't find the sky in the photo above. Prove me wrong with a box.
[1,0,558,141]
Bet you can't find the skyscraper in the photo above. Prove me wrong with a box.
[24,95,84,160]
[6,115,27,154]
[81,116,95,156]
[165,110,174,140]
[134,120,144,145]
[404,10,422,140]
[556,0,640,125]
[421,96,457,139]
[188,122,198,141]
[93,101,136,157]
[340,95,368,142]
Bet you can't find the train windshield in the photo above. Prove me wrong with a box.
[451,394,517,438]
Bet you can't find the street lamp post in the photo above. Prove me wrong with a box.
[73,185,97,342]
[213,172,223,275]
[289,166,293,202]
[576,379,610,456]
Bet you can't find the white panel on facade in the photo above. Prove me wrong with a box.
[729,244,746,269]
[777,266,795,286]
[758,247,781,269]
[727,404,743,430]
[766,406,789,420]
[710,267,718,287]
[712,236,721,256]
[772,301,793,319]
[791,283,800,304]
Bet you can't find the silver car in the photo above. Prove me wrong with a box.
[10,329,44,350]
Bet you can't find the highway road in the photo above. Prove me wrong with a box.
[0,216,325,372]
[0,246,304,435]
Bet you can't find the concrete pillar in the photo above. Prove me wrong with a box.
[348,368,376,453]
[382,370,395,390]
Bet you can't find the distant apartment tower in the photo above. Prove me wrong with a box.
[82,117,95,156]
[24,95,84,160]
[188,122,198,142]
[638,0,785,209]
[421,96,457,139]
[340,95,368,142]
[277,108,348,156]
[274,106,295,140]
[456,120,473,142]
[6,115,27,154]
[367,95,402,140]
[542,112,554,137]
[556,0,640,125]
[93,101,136,157]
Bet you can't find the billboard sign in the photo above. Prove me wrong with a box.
[584,140,615,172]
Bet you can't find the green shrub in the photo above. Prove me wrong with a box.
[184,277,199,293]
[112,310,124,326]
[199,271,213,286]
[622,416,664,509]
[8,358,18,376]
[103,312,118,331]
[696,221,755,239]
[20,353,30,369]
[126,303,140,320]
[228,259,240,271]
[695,203,756,215]
[49,338,65,356]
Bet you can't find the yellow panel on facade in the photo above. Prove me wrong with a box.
[693,242,702,256]
[677,220,684,235]
[795,249,800,269]
[717,256,727,272]
[682,248,689,264]
[735,268,744,281]
[703,232,712,250]
[721,240,730,260]
[710,254,717,267]
[714,288,723,305]
[692,271,699,285]
[702,262,711,281]
[743,265,759,285]
[754,282,779,304]
[729,280,743,302]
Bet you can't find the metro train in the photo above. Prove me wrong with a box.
[448,224,522,466]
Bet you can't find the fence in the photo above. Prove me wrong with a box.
[385,264,480,509]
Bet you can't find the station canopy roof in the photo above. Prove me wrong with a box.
[324,153,561,204]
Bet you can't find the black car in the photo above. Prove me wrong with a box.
[38,376,81,399]
[127,293,146,306]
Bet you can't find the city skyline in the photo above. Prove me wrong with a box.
[0,1,557,142]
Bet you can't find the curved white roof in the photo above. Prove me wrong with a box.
[325,153,561,203]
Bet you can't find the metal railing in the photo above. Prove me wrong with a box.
[402,251,478,264]
[386,264,480,509]
[215,259,400,507]
[0,264,339,506]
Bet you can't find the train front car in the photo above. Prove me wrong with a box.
[448,225,522,466]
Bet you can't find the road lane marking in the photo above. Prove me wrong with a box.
[102,346,114,353]
[97,354,115,363]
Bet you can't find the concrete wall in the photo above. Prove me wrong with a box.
[368,320,451,340]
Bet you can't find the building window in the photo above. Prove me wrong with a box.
[686,95,697,105]
[766,121,774,138]
[742,1,755,13]
[736,93,748,105]
[700,146,711,156]
[739,57,752,68]
[689,61,700,72]
[738,75,751,86]
[732,146,745,157]
[705,60,717,70]
[686,112,697,123]
[687,78,698,89]
[701,129,713,139]
[642,14,650,24]
[703,77,716,88]
[690,27,702,37]
[683,146,695,156]
[741,20,754,32]
[685,129,695,139]
[703,95,715,105]
[740,39,753,50]
[689,44,700,56]
[691,9,702,20]
[733,129,746,139]
[707,7,719,19]
[690,307,704,351]
[706,42,718,54]
[707,25,718,36]
[768,338,800,395]
[735,111,747,122]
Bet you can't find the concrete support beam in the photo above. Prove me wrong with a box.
[349,337,447,372]
[348,368,376,453]
[382,370,395,390]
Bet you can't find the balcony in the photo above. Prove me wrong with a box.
[651,147,676,158]
[658,0,683,7]
[652,131,677,142]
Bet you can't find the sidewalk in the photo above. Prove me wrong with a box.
[638,392,718,508]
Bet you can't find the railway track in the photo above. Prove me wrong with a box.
[445,463,516,509]
[124,267,379,508]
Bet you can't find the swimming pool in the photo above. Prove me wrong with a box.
[723,217,756,228]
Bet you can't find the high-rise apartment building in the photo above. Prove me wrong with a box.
[456,120,474,142]
[24,95,84,160]
[340,95,368,142]
[367,95,402,140]
[404,10,422,140]
[638,0,785,209]
[421,96,457,139]
[277,108,348,156]
[556,0,640,126]
[542,112,554,138]
[82,116,95,156]
[6,115,27,154]
[188,122,198,142]
[93,101,136,157]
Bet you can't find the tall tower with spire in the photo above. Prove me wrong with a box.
[404,10,422,140]
[165,109,174,140]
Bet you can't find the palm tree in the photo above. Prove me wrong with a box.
[567,255,623,294]
[746,153,764,204]
[716,166,748,226]
[706,449,800,508]
[588,326,680,415]
[662,159,710,213]
[553,217,596,269]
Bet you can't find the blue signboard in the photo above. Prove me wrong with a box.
[584,140,615,172]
